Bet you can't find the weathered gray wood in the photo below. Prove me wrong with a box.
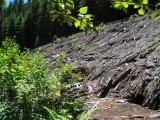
[37,14,160,110]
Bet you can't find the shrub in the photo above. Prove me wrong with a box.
[0,38,84,120]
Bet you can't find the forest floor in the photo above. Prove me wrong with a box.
[36,14,160,120]
[87,97,159,120]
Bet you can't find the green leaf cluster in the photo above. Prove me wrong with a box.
[114,0,149,15]
[113,0,160,19]
[74,6,94,31]
[0,38,52,119]
[0,38,85,120]
[0,0,6,6]
[51,0,94,31]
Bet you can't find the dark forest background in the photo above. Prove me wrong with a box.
[0,0,128,49]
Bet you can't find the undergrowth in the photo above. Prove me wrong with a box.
[0,38,91,120]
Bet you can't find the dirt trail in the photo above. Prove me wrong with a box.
[87,97,159,120]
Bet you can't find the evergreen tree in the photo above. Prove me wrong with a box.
[6,2,13,15]
[8,16,15,38]
[2,17,10,38]
[23,8,36,48]
[36,0,52,46]
[18,0,24,12]
[0,16,2,43]
[14,13,25,48]
[12,0,18,13]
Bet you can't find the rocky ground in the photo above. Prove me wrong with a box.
[36,14,160,119]
[87,97,159,120]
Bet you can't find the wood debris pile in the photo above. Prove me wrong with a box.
[38,14,160,112]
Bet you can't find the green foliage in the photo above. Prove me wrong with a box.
[75,6,94,31]
[0,38,52,119]
[79,6,88,14]
[113,0,149,14]
[48,52,85,119]
[113,0,160,19]
[0,0,79,49]
[0,102,10,120]
[77,108,97,120]
[0,38,85,120]
[51,0,94,31]
[0,0,6,6]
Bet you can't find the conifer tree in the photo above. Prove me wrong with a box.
[18,0,24,12]
[36,0,52,46]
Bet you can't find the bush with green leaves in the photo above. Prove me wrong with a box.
[51,0,94,31]
[47,52,85,119]
[0,38,85,120]
[113,0,160,19]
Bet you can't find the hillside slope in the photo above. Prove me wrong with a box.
[37,15,160,119]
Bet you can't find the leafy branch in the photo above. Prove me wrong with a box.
[51,0,94,31]
[113,0,160,19]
